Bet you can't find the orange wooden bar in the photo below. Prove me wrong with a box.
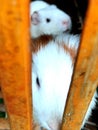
[0,0,32,130]
[62,0,98,129]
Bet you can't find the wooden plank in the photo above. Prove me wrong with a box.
[0,119,10,130]
[0,91,3,98]
[0,0,32,130]
[62,0,98,130]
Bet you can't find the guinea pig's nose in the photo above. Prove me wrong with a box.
[62,20,69,26]
[62,19,72,30]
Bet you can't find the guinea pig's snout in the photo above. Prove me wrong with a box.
[62,20,69,25]
[62,19,71,30]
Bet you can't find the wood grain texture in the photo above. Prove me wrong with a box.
[0,0,32,130]
[0,119,10,130]
[62,0,98,129]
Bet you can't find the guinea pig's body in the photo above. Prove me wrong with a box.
[30,1,72,38]
[32,34,79,129]
[32,33,98,130]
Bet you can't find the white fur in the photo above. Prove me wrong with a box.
[55,33,80,49]
[32,34,79,129]
[30,1,72,38]
[30,1,49,15]
[32,33,97,129]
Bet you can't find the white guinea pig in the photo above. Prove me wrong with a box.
[32,34,79,130]
[30,1,72,38]
[32,33,97,130]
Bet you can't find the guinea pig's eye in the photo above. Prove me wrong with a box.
[36,77,40,88]
[46,18,51,23]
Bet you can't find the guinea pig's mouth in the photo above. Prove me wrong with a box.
[63,28,71,33]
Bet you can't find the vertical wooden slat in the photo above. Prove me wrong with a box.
[62,0,98,130]
[0,0,32,130]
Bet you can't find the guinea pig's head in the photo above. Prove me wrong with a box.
[32,41,74,130]
[31,5,72,38]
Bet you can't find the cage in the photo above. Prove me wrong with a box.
[0,0,98,130]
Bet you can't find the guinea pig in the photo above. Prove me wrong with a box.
[32,33,98,130]
[30,1,72,38]
[32,34,80,130]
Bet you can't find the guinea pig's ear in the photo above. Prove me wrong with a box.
[49,5,57,9]
[31,11,40,25]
